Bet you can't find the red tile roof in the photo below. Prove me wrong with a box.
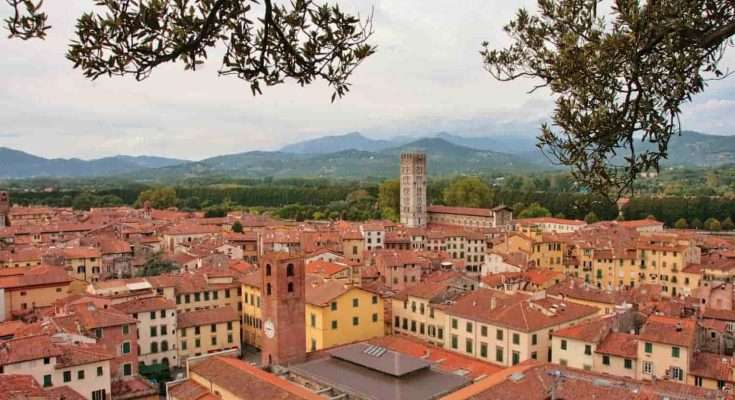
[112,296,176,314]
[595,332,638,359]
[0,335,63,365]
[0,265,72,290]
[177,306,238,329]
[305,260,349,277]
[552,316,614,343]
[427,205,493,217]
[638,315,696,348]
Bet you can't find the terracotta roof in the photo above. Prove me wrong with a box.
[595,332,638,359]
[618,219,664,228]
[0,265,71,289]
[703,307,735,322]
[0,375,46,400]
[514,217,586,226]
[690,352,735,382]
[552,316,613,343]
[169,380,218,400]
[427,205,493,217]
[112,296,176,314]
[55,343,114,368]
[0,321,26,339]
[177,306,238,329]
[190,356,323,400]
[60,247,101,259]
[305,260,349,277]
[305,278,352,306]
[56,303,137,330]
[445,289,598,332]
[638,315,696,348]
[0,335,63,365]
[44,386,87,400]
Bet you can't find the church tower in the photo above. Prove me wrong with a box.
[400,152,427,228]
[260,252,306,367]
[0,192,9,228]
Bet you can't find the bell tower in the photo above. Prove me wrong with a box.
[0,191,9,228]
[260,252,306,367]
[400,152,427,228]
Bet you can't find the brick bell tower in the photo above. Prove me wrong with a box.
[0,191,9,228]
[260,252,306,367]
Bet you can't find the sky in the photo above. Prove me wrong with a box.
[1,1,735,161]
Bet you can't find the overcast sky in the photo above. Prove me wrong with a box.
[2,1,735,160]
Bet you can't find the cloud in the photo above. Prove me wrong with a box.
[0,0,734,159]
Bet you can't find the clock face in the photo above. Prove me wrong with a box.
[264,319,275,339]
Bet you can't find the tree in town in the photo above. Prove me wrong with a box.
[691,218,704,230]
[231,220,244,233]
[135,187,177,209]
[517,202,552,218]
[484,0,735,196]
[443,177,492,208]
[674,218,688,229]
[705,217,722,231]
[378,180,400,220]
[584,211,599,223]
[138,253,178,277]
[6,0,375,100]
[723,217,734,231]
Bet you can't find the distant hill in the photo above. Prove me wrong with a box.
[4,130,735,180]
[0,147,187,178]
[130,138,546,180]
[280,132,393,154]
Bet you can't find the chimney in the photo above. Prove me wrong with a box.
[676,323,682,332]
[490,296,497,310]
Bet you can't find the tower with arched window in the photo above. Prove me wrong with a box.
[260,251,306,367]
[400,152,427,228]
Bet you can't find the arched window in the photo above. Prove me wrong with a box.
[150,342,158,353]
[266,264,272,276]
[161,357,169,366]
[161,340,169,352]
[266,283,272,296]
[286,263,295,277]
[288,282,294,293]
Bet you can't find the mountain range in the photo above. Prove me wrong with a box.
[1,130,734,180]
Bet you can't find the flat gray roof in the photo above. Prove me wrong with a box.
[328,343,430,377]
[291,355,469,400]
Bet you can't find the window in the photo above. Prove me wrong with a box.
[204,291,210,301]
[624,359,632,369]
[694,376,703,387]
[496,347,504,363]
[287,263,295,276]
[195,293,200,302]
[161,325,168,335]
[531,334,537,346]
[481,326,488,337]
[512,333,520,345]
[561,340,567,350]
[266,283,272,296]
[288,282,294,293]
[602,355,610,365]
[122,324,129,335]
[331,302,337,311]
[642,361,654,375]
[332,320,338,330]
[584,345,592,355]
[672,346,680,358]
[227,321,233,331]
[671,366,683,381]
[122,341,131,354]
[353,317,359,326]
[77,370,85,380]
[512,351,520,365]
[480,342,488,358]
[531,351,537,360]
[372,313,378,322]
[466,338,473,354]
[451,335,458,349]
[43,357,50,364]
[353,298,359,307]
[452,319,458,329]
[195,326,201,335]
[43,375,52,387]
[63,371,72,382]
[211,336,217,345]
[161,341,169,351]
[123,363,132,377]
[211,324,217,332]
[227,334,233,343]
[195,339,201,348]
[466,322,473,333]
[266,264,272,276]
[97,366,104,377]
[310,314,316,328]
[213,291,218,300]
[92,390,106,400]
[496,329,503,341]
[372,295,378,304]
[644,342,653,353]
[150,342,158,353]
[160,310,166,318]
[150,326,157,337]
[182,341,188,350]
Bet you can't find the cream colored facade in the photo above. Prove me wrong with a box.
[593,352,637,379]
[241,282,262,349]
[551,336,595,371]
[637,340,689,383]
[392,296,446,347]
[178,319,241,362]
[134,308,178,367]
[3,283,69,320]
[66,255,103,283]
[3,354,111,400]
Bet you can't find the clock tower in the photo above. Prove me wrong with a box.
[260,251,306,367]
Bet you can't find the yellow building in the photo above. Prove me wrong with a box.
[241,271,263,349]
[305,278,384,352]
[177,306,241,363]
[0,265,71,320]
[637,316,694,383]
[60,247,103,283]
